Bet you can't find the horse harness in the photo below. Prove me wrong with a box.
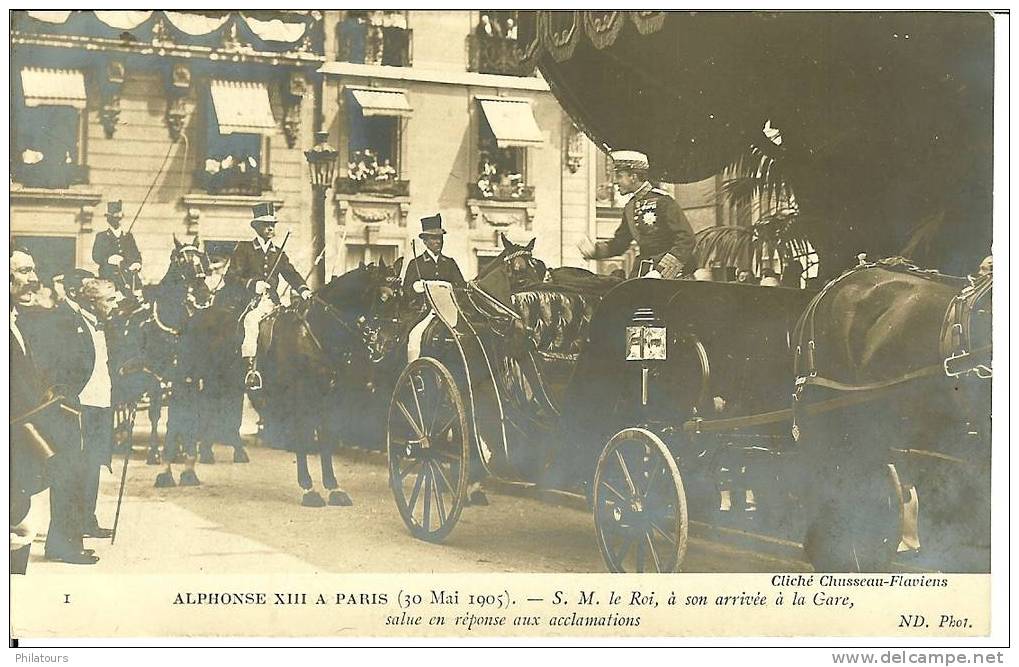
[785,257,992,439]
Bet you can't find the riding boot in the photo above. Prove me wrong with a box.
[244,356,262,391]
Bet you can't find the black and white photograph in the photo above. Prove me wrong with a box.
[7,8,1006,650]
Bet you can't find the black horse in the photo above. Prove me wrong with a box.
[107,237,214,466]
[254,261,403,506]
[157,258,252,487]
[793,257,992,571]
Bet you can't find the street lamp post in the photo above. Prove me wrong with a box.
[304,130,337,290]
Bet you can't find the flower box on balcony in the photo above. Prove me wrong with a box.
[196,169,273,197]
[335,178,410,197]
[470,182,535,202]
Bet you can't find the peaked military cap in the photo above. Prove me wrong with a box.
[610,150,650,172]
[106,200,124,218]
[251,202,278,228]
[419,213,446,237]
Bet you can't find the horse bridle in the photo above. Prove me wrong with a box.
[940,275,993,379]
[299,291,395,364]
[175,244,213,311]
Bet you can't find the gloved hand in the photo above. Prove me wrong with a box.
[298,288,312,301]
[412,280,425,294]
[577,237,597,260]
[108,254,124,266]
[127,262,141,272]
[644,269,663,279]
[254,280,270,295]
[657,253,683,280]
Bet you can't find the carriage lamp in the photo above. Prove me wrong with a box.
[626,307,667,406]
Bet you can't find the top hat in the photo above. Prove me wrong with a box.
[106,200,124,218]
[250,202,278,228]
[609,150,650,172]
[418,213,446,238]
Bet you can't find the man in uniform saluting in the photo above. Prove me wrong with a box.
[227,202,312,390]
[580,150,695,279]
[403,214,466,362]
[92,200,143,294]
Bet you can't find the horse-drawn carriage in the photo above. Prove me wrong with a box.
[386,258,992,572]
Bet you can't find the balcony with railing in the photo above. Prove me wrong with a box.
[469,182,535,202]
[335,177,409,197]
[467,34,533,77]
[336,17,412,67]
[195,168,273,197]
[12,161,89,189]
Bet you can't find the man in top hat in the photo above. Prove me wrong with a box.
[403,214,466,362]
[226,202,311,390]
[579,150,695,279]
[92,200,143,293]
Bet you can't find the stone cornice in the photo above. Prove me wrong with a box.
[319,61,550,92]
[11,31,324,68]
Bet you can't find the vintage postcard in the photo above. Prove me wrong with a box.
[8,8,1006,652]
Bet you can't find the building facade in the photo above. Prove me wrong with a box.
[11,10,734,286]
[10,10,324,283]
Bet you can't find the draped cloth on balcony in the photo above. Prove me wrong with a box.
[518,11,995,275]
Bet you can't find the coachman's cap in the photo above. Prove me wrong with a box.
[251,202,278,228]
[610,150,650,172]
[106,200,124,218]
[419,213,446,237]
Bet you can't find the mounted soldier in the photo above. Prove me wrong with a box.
[403,214,466,362]
[92,200,143,297]
[227,202,311,390]
[579,150,695,279]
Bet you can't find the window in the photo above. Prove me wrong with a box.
[340,88,410,196]
[343,243,398,274]
[474,97,542,201]
[12,235,77,283]
[198,81,276,196]
[13,68,88,189]
[469,11,531,76]
[337,11,411,66]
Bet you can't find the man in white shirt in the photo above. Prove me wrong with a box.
[68,279,122,540]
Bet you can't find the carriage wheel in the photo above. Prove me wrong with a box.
[387,357,470,543]
[594,428,688,573]
[804,463,904,572]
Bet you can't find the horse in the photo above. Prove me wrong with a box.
[156,256,252,487]
[792,257,992,571]
[106,237,214,466]
[254,260,404,506]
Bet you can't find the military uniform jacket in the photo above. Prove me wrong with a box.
[403,252,466,310]
[598,184,695,268]
[226,239,308,296]
[92,229,142,281]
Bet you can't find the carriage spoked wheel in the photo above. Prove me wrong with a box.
[387,357,471,543]
[594,428,688,573]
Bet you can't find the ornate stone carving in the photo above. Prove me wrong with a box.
[166,96,188,141]
[335,196,410,229]
[185,207,201,235]
[566,123,585,173]
[221,21,244,52]
[282,74,306,149]
[151,16,169,45]
[352,208,393,224]
[99,99,120,139]
[467,200,535,230]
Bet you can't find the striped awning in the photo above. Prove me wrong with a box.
[477,98,544,148]
[21,68,87,109]
[348,88,413,117]
[210,80,276,135]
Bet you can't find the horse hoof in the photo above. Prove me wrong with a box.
[233,448,250,464]
[179,470,201,487]
[328,490,353,507]
[302,491,326,508]
[154,472,176,488]
[466,490,490,507]
[146,451,162,466]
